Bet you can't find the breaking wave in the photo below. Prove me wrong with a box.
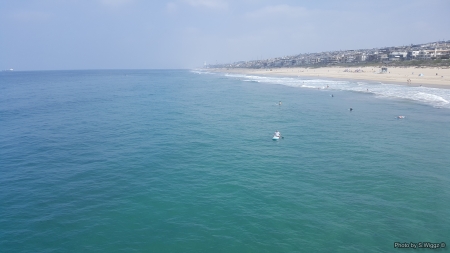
[220,73,450,109]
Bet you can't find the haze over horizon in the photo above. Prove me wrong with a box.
[1,0,449,71]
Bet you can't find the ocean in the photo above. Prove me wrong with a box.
[1,69,449,252]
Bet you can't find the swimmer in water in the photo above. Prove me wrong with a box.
[349,108,353,111]
[279,101,282,105]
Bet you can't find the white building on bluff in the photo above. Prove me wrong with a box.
[416,50,431,60]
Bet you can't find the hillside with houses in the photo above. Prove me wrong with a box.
[209,41,450,69]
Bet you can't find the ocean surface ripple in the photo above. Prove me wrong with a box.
[1,70,449,252]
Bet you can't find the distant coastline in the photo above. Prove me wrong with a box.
[209,66,450,89]
[207,40,450,88]
[208,40,450,70]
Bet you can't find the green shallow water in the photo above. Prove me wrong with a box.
[1,70,449,252]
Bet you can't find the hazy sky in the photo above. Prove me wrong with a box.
[1,0,449,70]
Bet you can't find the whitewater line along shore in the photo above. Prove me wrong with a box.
[209,67,450,89]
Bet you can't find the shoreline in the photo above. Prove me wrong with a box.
[208,66,450,89]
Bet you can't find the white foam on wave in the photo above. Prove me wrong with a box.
[220,73,450,109]
[369,85,450,108]
[410,92,449,107]
[224,73,249,79]
[191,70,214,75]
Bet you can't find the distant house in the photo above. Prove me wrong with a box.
[356,54,367,62]
[389,57,400,61]
[367,54,378,62]
[378,54,389,62]
[416,50,431,60]
[344,55,355,63]
[310,58,321,64]
[433,49,450,59]
[389,52,407,61]
[327,56,340,64]
[407,51,420,60]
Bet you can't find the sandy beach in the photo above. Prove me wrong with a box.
[210,66,450,89]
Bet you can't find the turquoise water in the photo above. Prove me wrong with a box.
[1,69,449,252]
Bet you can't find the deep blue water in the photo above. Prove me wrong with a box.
[1,69,449,252]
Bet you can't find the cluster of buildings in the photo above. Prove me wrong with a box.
[210,41,450,69]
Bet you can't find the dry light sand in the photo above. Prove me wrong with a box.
[210,66,450,89]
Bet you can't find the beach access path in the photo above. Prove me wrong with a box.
[210,66,450,89]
